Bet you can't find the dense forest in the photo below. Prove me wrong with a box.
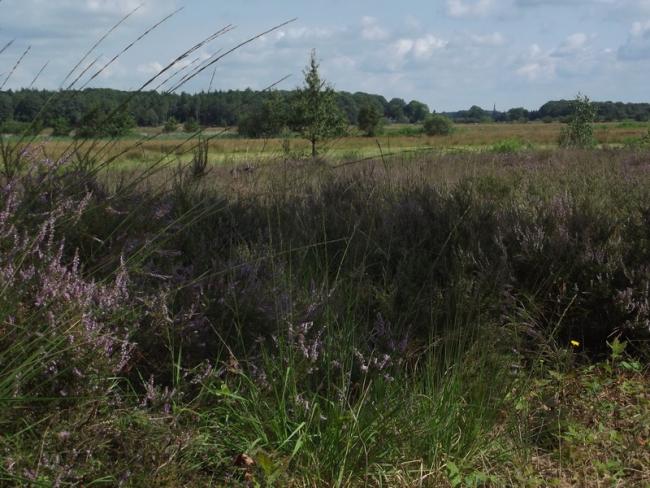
[0,88,429,134]
[1,88,649,136]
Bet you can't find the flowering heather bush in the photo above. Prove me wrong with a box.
[0,150,133,400]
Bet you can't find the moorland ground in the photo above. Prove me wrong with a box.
[1,129,649,486]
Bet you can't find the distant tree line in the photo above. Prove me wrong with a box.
[0,88,433,136]
[1,88,649,137]
[444,100,650,124]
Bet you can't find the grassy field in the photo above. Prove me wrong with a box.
[1,137,649,486]
[8,121,650,170]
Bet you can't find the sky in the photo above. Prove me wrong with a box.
[1,0,649,111]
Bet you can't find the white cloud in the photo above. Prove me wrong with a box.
[618,19,650,59]
[274,26,339,47]
[553,32,589,57]
[391,39,415,59]
[446,0,495,17]
[361,16,389,41]
[413,35,448,58]
[631,19,650,36]
[137,61,164,75]
[471,32,506,46]
[388,34,448,67]
[516,44,556,80]
[515,33,594,80]
[85,0,145,16]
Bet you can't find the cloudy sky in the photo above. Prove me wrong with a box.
[1,0,649,110]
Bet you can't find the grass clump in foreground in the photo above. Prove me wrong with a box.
[0,143,649,486]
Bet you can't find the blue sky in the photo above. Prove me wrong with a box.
[1,0,649,110]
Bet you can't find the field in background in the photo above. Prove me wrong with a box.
[10,121,650,169]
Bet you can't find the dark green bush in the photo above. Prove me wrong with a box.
[423,114,454,136]
[75,107,135,138]
[357,104,383,137]
[163,116,179,133]
[50,117,71,137]
[183,117,200,133]
[1,119,42,135]
[490,138,528,153]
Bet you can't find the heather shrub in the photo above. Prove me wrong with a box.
[0,152,134,401]
[133,156,650,360]
[1,133,649,484]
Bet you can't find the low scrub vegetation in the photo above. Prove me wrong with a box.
[423,113,454,136]
[1,141,648,485]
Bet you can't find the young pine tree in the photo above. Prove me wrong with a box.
[290,50,347,158]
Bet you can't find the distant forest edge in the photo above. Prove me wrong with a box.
[1,88,650,135]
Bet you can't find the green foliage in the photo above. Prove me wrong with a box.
[357,104,383,137]
[190,136,209,178]
[388,124,423,136]
[183,117,200,133]
[507,107,529,122]
[237,93,287,138]
[404,100,430,123]
[622,129,650,149]
[559,94,597,148]
[4,87,650,130]
[423,113,454,136]
[50,117,71,137]
[512,356,649,487]
[75,106,135,138]
[0,119,42,135]
[290,50,347,157]
[386,98,408,123]
[616,120,649,129]
[447,105,492,123]
[490,138,528,153]
[140,108,160,127]
[0,92,13,125]
[643,128,650,145]
[163,116,178,133]
[335,91,360,124]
